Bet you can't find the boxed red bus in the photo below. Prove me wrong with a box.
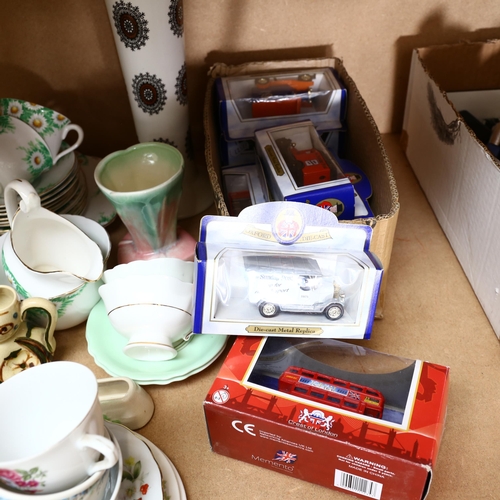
[204,336,450,500]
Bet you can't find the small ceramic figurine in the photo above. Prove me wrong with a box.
[0,285,57,382]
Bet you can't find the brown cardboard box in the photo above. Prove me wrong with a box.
[402,39,500,338]
[204,58,400,316]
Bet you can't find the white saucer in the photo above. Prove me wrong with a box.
[0,233,11,287]
[136,432,186,500]
[102,453,122,500]
[102,427,123,500]
[105,422,163,500]
[105,422,183,500]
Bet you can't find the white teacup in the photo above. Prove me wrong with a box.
[0,361,119,495]
[103,257,194,284]
[0,98,83,166]
[99,275,193,361]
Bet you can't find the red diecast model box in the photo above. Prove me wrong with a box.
[204,337,449,500]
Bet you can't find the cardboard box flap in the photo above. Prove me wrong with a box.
[416,39,500,93]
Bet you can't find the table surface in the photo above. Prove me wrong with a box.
[55,133,500,500]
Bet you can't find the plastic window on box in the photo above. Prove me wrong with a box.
[245,337,419,426]
[269,124,346,188]
[225,70,337,121]
[212,250,371,325]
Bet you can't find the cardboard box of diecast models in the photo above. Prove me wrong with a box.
[192,201,382,339]
[204,58,400,318]
[204,336,450,500]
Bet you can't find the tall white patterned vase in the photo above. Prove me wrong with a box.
[104,0,213,219]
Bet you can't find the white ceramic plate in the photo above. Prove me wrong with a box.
[134,432,185,500]
[105,422,163,500]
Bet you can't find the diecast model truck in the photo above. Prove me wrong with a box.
[244,255,345,320]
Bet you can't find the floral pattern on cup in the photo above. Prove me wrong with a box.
[121,456,150,500]
[0,99,69,136]
[0,116,53,190]
[0,467,47,493]
[18,139,53,177]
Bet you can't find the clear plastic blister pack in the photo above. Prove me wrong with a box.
[193,201,383,339]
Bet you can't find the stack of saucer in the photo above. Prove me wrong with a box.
[105,422,186,500]
[0,149,87,232]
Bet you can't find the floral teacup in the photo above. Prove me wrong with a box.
[0,362,119,494]
[0,115,53,194]
[0,98,83,166]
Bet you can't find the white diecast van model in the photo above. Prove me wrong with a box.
[244,255,345,320]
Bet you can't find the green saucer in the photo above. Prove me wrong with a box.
[86,300,228,385]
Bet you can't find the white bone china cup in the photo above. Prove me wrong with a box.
[0,361,119,494]
[99,274,193,361]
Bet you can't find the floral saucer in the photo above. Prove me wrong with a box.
[0,149,116,232]
[77,152,117,227]
[135,432,186,500]
[104,422,163,500]
[86,301,228,385]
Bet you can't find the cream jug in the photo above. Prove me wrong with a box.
[3,179,104,289]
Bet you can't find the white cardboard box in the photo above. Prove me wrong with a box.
[402,40,500,338]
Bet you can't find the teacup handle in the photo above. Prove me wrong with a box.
[20,297,58,354]
[54,124,84,164]
[4,179,41,227]
[78,433,119,475]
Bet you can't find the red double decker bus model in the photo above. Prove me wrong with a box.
[278,366,385,419]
